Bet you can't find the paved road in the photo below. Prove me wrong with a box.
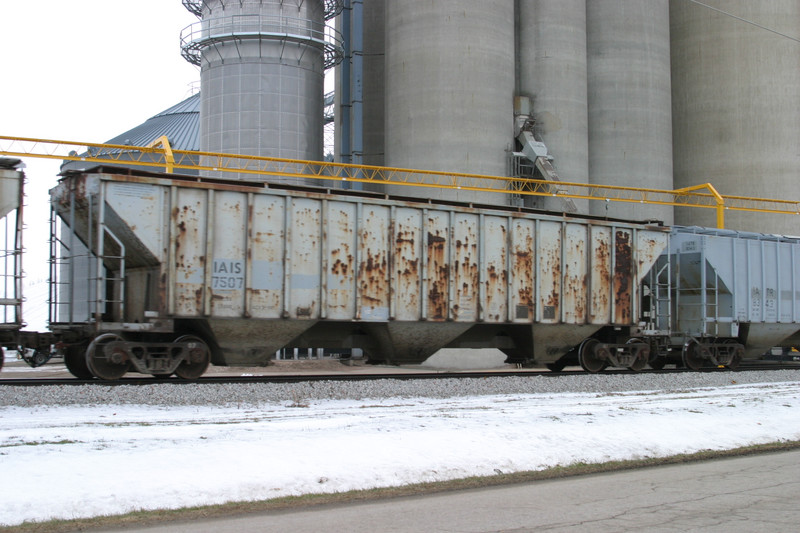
[103,450,800,532]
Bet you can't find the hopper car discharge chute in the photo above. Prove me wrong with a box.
[46,167,671,379]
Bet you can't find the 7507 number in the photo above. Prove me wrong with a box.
[212,276,244,289]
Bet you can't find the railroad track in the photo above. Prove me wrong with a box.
[1,361,797,387]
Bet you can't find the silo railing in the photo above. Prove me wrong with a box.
[180,14,344,68]
[182,0,344,21]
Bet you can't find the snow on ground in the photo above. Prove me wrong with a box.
[1,379,799,527]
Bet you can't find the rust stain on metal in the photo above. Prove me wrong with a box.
[484,263,508,322]
[331,253,351,276]
[542,243,561,319]
[614,230,633,323]
[638,237,661,272]
[453,235,478,321]
[591,237,611,321]
[359,246,389,307]
[427,230,448,320]
[395,223,419,312]
[512,228,534,315]
[563,264,586,321]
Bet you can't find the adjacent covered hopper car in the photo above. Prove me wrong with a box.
[639,227,800,371]
[0,158,25,370]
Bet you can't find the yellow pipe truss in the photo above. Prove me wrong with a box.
[2,134,799,229]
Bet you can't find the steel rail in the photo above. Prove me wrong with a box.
[1,362,797,387]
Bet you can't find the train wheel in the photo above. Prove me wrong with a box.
[578,339,607,373]
[64,343,94,379]
[174,335,210,380]
[682,341,705,371]
[648,357,667,370]
[546,361,566,372]
[86,334,130,381]
[627,338,647,372]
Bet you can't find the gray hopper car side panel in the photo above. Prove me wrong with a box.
[51,172,669,364]
[669,227,800,356]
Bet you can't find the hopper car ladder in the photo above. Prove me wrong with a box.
[48,184,126,328]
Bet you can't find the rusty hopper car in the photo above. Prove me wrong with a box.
[47,167,670,379]
[1,158,24,368]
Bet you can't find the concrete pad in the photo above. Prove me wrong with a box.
[420,348,509,370]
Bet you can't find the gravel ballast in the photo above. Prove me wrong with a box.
[1,370,798,407]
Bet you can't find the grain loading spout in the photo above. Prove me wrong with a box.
[514,120,578,214]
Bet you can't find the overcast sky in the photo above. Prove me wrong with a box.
[1,1,200,327]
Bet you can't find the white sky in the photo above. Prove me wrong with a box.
[1,376,799,526]
[1,1,201,329]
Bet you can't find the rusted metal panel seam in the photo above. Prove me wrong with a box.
[610,224,617,324]
[355,201,363,320]
[506,215,513,323]
[478,213,485,322]
[586,223,593,322]
[321,199,329,320]
[448,210,455,321]
[534,218,540,323]
[282,196,291,319]
[244,192,254,318]
[168,185,177,316]
[560,221,566,324]
[203,189,214,317]
[421,208,428,320]
[793,242,797,322]
[389,205,397,321]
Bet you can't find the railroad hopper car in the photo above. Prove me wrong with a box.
[0,158,24,370]
[46,167,671,379]
[636,227,800,371]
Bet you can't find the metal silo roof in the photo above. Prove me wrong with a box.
[60,93,200,174]
[104,92,200,151]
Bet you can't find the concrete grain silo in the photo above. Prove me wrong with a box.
[361,0,385,167]
[181,0,341,182]
[517,0,589,213]
[586,0,674,224]
[384,0,515,203]
[670,0,800,234]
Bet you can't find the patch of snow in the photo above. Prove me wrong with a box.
[1,380,799,526]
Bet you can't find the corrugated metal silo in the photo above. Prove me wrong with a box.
[384,0,515,203]
[517,0,589,213]
[182,0,340,182]
[586,0,674,224]
[670,1,800,234]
